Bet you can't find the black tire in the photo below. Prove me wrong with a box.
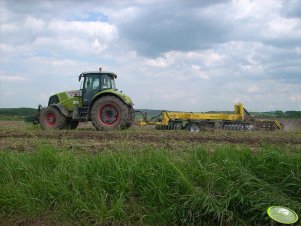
[32,118,39,125]
[90,96,131,131]
[40,106,66,129]
[125,106,135,128]
[173,122,182,130]
[64,119,79,129]
[185,123,200,132]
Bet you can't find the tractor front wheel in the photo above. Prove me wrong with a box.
[40,106,66,129]
[90,96,131,131]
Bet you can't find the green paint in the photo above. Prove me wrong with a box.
[55,89,133,112]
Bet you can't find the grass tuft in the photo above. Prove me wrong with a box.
[0,145,301,225]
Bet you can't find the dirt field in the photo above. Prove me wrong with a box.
[0,120,300,153]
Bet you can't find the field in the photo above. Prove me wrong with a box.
[0,120,301,225]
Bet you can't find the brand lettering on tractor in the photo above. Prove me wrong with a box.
[67,90,80,98]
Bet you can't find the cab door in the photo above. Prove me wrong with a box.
[82,74,101,106]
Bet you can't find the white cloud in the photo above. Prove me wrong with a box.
[24,16,45,31]
[108,6,141,24]
[92,39,107,53]
[0,22,18,33]
[289,94,301,102]
[47,20,118,40]
[247,85,260,93]
[191,65,201,71]
[264,17,301,40]
[191,65,209,80]
[1,14,118,56]
[0,0,300,110]
[0,74,27,81]
[144,57,169,67]
[37,93,50,101]
[2,91,14,97]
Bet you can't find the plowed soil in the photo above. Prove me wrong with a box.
[0,120,300,153]
[0,129,300,145]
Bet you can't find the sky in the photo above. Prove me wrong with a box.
[0,0,301,112]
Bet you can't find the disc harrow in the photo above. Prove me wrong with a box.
[138,103,284,132]
[223,123,254,131]
[155,123,182,130]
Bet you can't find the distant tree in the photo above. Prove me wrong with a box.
[0,108,37,117]
[274,110,283,117]
[284,111,301,118]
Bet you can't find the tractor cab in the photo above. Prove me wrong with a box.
[79,71,117,106]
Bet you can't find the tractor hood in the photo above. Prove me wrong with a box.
[56,90,80,102]
[54,90,81,111]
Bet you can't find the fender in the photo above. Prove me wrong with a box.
[50,104,69,117]
[92,90,133,106]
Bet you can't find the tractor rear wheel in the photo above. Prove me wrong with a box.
[40,106,66,129]
[90,96,131,130]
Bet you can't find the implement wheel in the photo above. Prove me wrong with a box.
[40,106,66,129]
[186,123,200,132]
[91,96,131,130]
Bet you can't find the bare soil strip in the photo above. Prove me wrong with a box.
[0,129,300,146]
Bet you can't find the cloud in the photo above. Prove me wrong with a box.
[104,0,301,57]
[2,91,14,97]
[289,94,301,102]
[280,0,301,18]
[247,85,260,93]
[1,17,118,56]
[0,74,27,81]
[112,4,231,57]
[191,65,209,80]
[0,0,300,111]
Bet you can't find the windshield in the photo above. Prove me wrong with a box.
[111,77,116,89]
[101,74,116,90]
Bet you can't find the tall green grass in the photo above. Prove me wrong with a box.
[0,146,300,225]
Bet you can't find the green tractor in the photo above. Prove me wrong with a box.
[35,68,134,130]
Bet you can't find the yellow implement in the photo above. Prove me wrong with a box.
[160,103,245,125]
[255,119,283,130]
[138,103,283,131]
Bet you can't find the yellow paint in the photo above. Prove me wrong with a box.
[138,103,283,130]
[139,103,245,126]
[160,103,245,125]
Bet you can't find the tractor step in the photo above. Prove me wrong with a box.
[73,106,89,121]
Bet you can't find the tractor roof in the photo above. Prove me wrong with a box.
[81,71,117,78]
